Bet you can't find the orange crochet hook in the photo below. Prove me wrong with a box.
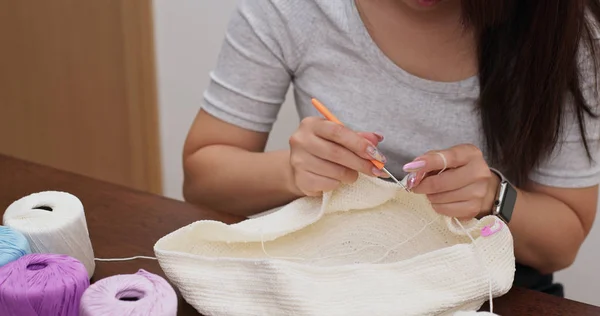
[310,98,409,191]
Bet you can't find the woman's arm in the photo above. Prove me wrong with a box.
[407,144,598,275]
[509,181,598,274]
[182,110,301,217]
[180,0,306,216]
[183,109,385,217]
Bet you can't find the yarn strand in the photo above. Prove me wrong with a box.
[260,230,306,261]
[259,216,439,264]
[94,256,157,262]
[370,216,439,264]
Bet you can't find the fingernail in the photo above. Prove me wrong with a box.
[374,133,384,142]
[372,167,389,178]
[406,173,417,190]
[367,146,386,163]
[403,160,426,172]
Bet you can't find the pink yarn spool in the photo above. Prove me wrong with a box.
[79,269,177,316]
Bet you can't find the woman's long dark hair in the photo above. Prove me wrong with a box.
[462,0,600,186]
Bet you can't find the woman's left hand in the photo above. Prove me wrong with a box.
[403,144,501,220]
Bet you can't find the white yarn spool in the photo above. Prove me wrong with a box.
[2,191,96,278]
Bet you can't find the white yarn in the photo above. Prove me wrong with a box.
[256,214,497,314]
[436,151,448,174]
[258,216,441,264]
[3,191,96,278]
[95,256,157,262]
[257,215,497,313]
[453,218,494,314]
[155,174,515,316]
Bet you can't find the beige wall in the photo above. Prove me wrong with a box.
[152,0,600,306]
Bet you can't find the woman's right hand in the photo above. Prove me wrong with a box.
[287,116,389,197]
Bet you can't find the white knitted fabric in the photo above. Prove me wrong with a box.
[154,174,515,316]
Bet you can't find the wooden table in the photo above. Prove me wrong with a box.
[1,153,599,315]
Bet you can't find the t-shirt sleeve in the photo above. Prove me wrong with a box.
[529,48,600,188]
[201,0,295,132]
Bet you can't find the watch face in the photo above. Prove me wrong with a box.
[499,182,517,223]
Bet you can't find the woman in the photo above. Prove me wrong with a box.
[182,0,600,296]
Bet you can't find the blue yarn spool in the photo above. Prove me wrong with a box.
[0,226,31,267]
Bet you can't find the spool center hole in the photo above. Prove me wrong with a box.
[116,289,145,302]
[27,263,47,270]
[33,205,53,212]
[119,296,140,302]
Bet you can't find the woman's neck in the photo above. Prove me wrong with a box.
[368,0,463,29]
[355,0,477,82]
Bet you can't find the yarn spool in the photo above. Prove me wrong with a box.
[80,269,178,316]
[3,191,96,278]
[0,253,90,316]
[0,226,31,267]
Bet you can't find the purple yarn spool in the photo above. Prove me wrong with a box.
[80,269,177,316]
[0,253,90,316]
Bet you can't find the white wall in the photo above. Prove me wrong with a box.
[152,0,599,306]
[153,0,298,200]
[555,211,600,305]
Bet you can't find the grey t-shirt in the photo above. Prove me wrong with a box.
[202,0,600,188]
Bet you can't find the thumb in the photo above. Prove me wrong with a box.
[357,132,384,146]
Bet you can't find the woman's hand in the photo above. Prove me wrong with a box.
[404,144,501,220]
[287,117,389,197]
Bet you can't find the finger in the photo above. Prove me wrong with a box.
[299,152,359,184]
[312,121,387,164]
[425,182,487,204]
[403,144,483,175]
[295,171,341,196]
[411,163,480,195]
[305,134,388,178]
[300,118,382,147]
[431,200,481,219]
[357,132,383,146]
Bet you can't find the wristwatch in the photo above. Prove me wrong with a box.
[489,168,517,223]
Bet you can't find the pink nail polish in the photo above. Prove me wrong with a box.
[407,173,417,190]
[403,160,426,172]
[367,146,386,163]
[374,133,384,142]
